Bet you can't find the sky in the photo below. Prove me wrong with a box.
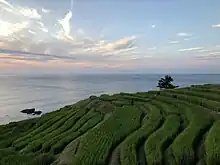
[0,0,220,73]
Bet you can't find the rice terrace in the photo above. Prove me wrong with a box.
[1,84,220,165]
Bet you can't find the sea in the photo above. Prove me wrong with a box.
[0,73,220,125]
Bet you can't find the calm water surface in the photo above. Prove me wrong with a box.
[0,74,220,124]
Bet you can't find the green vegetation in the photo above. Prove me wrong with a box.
[1,84,220,165]
[145,115,181,165]
[157,75,178,89]
[205,120,220,165]
[120,104,163,165]
[71,106,142,165]
[172,106,213,165]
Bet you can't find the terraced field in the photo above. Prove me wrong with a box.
[1,84,220,165]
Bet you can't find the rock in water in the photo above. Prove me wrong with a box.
[20,108,35,114]
[34,111,42,115]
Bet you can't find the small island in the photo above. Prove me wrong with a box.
[1,83,220,165]
[20,108,42,115]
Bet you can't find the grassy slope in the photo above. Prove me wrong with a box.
[1,84,220,165]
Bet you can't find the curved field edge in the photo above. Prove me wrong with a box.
[0,84,220,165]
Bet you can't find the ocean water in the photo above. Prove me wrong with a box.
[0,73,220,125]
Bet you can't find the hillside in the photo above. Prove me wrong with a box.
[1,84,220,165]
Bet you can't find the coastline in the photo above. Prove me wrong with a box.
[1,84,220,165]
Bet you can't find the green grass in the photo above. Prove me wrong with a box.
[145,115,181,165]
[151,92,214,165]
[50,113,103,154]
[164,146,177,165]
[0,153,55,165]
[175,87,220,102]
[150,99,180,115]
[40,110,98,153]
[15,110,77,151]
[205,120,220,165]
[20,108,90,153]
[120,103,163,165]
[159,90,220,112]
[70,106,142,165]
[172,106,213,165]
[1,84,220,165]
[13,110,75,149]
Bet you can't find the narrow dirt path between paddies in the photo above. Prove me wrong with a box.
[195,132,208,165]
[108,146,121,165]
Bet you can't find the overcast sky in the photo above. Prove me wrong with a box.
[0,0,220,73]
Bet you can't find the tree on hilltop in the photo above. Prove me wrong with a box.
[157,75,178,89]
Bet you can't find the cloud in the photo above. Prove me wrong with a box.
[0,0,42,20]
[0,20,29,37]
[28,30,36,34]
[178,47,204,52]
[195,52,220,58]
[40,27,49,33]
[151,24,156,28]
[209,52,220,55]
[196,45,220,53]
[186,45,220,63]
[19,8,41,20]
[0,0,13,8]
[95,36,136,52]
[177,32,192,37]
[3,0,210,71]
[212,24,220,28]
[0,0,139,68]
[196,49,210,53]
[195,52,220,61]
[56,11,73,41]
[41,8,51,13]
[169,40,179,44]
[183,36,199,41]
[196,47,220,55]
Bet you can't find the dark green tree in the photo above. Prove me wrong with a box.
[157,75,178,89]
